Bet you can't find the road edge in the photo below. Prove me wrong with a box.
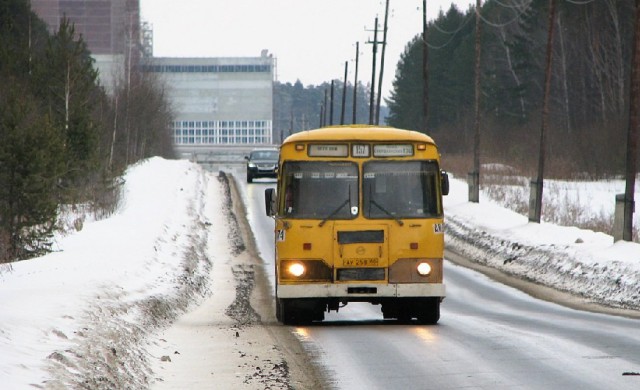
[226,174,333,389]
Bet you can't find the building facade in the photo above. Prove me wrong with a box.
[142,54,275,155]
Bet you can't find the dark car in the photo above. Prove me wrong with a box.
[245,148,279,183]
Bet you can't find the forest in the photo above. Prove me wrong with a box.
[387,0,637,178]
[0,0,174,262]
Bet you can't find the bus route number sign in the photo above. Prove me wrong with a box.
[352,144,370,157]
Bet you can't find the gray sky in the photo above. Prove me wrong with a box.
[140,0,475,99]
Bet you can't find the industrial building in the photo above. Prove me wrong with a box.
[142,54,275,158]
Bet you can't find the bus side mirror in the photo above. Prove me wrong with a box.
[265,188,277,216]
[441,171,450,196]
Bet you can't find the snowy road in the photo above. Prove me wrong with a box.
[236,170,640,390]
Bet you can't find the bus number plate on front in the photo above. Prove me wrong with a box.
[344,258,379,266]
[352,144,370,157]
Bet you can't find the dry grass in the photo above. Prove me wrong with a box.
[475,165,639,242]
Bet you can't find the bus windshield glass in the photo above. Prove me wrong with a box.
[281,161,358,219]
[363,160,442,219]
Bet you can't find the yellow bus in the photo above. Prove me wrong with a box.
[264,125,449,325]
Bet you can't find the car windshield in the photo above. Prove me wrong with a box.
[280,161,358,220]
[363,160,442,219]
[250,150,278,160]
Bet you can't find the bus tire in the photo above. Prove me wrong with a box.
[246,173,253,183]
[279,299,300,325]
[276,298,283,322]
[416,298,440,325]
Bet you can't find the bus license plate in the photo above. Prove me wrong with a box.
[344,258,379,266]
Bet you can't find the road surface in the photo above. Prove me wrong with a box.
[237,172,640,390]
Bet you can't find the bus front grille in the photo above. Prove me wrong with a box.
[337,268,385,281]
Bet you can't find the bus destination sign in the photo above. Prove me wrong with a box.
[308,144,349,157]
[373,144,414,157]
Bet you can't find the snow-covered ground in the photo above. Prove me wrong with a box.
[0,158,217,388]
[0,157,638,388]
[444,173,640,311]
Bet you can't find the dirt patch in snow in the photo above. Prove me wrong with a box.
[147,171,329,390]
[224,172,330,390]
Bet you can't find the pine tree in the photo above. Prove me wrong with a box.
[386,36,423,131]
[0,77,65,261]
[33,17,102,195]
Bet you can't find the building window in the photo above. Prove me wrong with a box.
[172,120,271,145]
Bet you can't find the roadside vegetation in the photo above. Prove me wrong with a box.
[385,0,639,242]
[387,0,633,180]
[0,0,174,262]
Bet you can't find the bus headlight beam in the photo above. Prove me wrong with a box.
[288,262,306,277]
[416,262,432,276]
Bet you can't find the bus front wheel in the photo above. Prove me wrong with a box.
[277,298,323,325]
[416,298,440,325]
[277,298,306,325]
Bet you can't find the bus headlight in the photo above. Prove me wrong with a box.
[416,262,432,276]
[287,262,306,277]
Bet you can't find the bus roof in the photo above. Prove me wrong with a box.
[282,125,436,146]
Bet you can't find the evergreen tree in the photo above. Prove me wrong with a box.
[386,36,423,131]
[273,79,370,139]
[33,17,102,194]
[0,77,65,261]
[386,5,472,132]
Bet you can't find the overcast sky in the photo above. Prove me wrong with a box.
[140,0,475,99]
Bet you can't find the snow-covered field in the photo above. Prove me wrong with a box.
[0,158,638,388]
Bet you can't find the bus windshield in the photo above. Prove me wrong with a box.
[363,160,442,219]
[281,161,358,220]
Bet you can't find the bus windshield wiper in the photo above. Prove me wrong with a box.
[319,198,350,227]
[319,185,352,227]
[370,199,404,226]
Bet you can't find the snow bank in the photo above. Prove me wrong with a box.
[0,157,215,388]
[444,176,640,310]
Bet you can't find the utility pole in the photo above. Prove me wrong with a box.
[367,17,379,125]
[353,42,360,124]
[330,80,335,126]
[530,0,557,223]
[375,0,390,125]
[323,89,328,127]
[341,61,348,125]
[619,0,640,241]
[422,0,429,132]
[469,0,482,203]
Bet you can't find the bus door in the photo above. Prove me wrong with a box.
[333,225,389,282]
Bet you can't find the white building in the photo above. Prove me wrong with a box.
[142,53,275,159]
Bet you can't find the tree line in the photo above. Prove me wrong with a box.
[0,0,174,262]
[386,0,637,177]
[273,79,375,142]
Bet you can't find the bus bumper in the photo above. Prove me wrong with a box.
[277,283,445,299]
